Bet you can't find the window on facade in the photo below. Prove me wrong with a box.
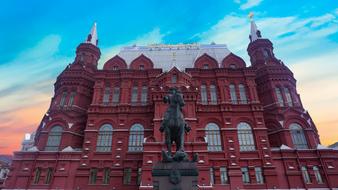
[103,168,110,184]
[113,66,118,70]
[229,64,236,69]
[313,166,323,184]
[33,167,41,184]
[141,86,148,105]
[284,87,293,107]
[131,86,138,104]
[96,124,113,152]
[45,126,63,151]
[139,65,144,70]
[290,123,308,149]
[237,122,255,151]
[210,167,215,185]
[128,124,144,152]
[103,87,110,105]
[241,167,250,183]
[112,87,120,104]
[60,91,67,106]
[255,167,264,184]
[203,64,209,69]
[123,168,132,185]
[205,123,222,151]
[220,167,228,184]
[210,85,217,104]
[89,168,98,184]
[200,85,208,104]
[229,84,237,104]
[68,92,76,106]
[275,87,284,106]
[172,75,177,83]
[238,84,248,104]
[45,168,53,184]
[137,168,142,186]
[301,166,311,184]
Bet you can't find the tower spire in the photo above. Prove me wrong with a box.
[249,13,261,42]
[85,22,98,46]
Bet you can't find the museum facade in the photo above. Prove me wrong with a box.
[4,20,338,190]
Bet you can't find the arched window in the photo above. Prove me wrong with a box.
[301,166,311,184]
[284,87,293,107]
[205,123,222,151]
[290,123,308,149]
[96,124,113,152]
[238,84,248,104]
[229,84,237,104]
[237,122,255,151]
[45,126,63,151]
[210,85,217,104]
[128,124,144,151]
[200,85,208,104]
[275,87,284,106]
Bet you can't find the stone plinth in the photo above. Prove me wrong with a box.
[152,161,198,190]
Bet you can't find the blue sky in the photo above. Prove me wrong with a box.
[0,0,337,153]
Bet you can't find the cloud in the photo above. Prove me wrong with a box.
[237,0,263,10]
[196,10,338,145]
[99,28,165,67]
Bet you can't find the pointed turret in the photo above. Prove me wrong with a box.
[249,16,262,42]
[247,14,275,67]
[85,22,98,46]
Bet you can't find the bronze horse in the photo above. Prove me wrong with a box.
[160,88,191,161]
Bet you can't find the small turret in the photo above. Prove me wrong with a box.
[74,22,101,71]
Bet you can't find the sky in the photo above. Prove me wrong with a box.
[0,0,337,154]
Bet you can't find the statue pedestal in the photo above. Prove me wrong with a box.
[152,161,198,190]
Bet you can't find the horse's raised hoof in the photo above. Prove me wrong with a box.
[162,150,173,162]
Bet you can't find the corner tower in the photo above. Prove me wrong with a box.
[247,16,320,149]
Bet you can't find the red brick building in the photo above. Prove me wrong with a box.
[4,20,338,190]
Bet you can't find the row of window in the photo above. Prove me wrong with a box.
[32,168,53,185]
[59,91,76,107]
[302,166,324,184]
[102,86,148,105]
[89,167,142,185]
[44,122,308,152]
[275,87,296,107]
[200,84,248,104]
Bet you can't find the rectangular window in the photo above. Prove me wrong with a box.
[141,86,148,105]
[103,87,110,105]
[255,167,264,184]
[89,168,97,184]
[239,84,248,104]
[210,167,215,185]
[131,86,138,105]
[137,167,142,186]
[201,85,208,104]
[241,167,250,183]
[210,85,217,104]
[123,168,132,185]
[59,92,67,106]
[45,168,53,184]
[33,167,41,184]
[229,84,237,104]
[220,167,228,184]
[103,168,110,184]
[68,92,76,106]
[172,75,177,83]
[284,88,293,107]
[301,166,311,184]
[275,88,284,106]
[112,87,120,104]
